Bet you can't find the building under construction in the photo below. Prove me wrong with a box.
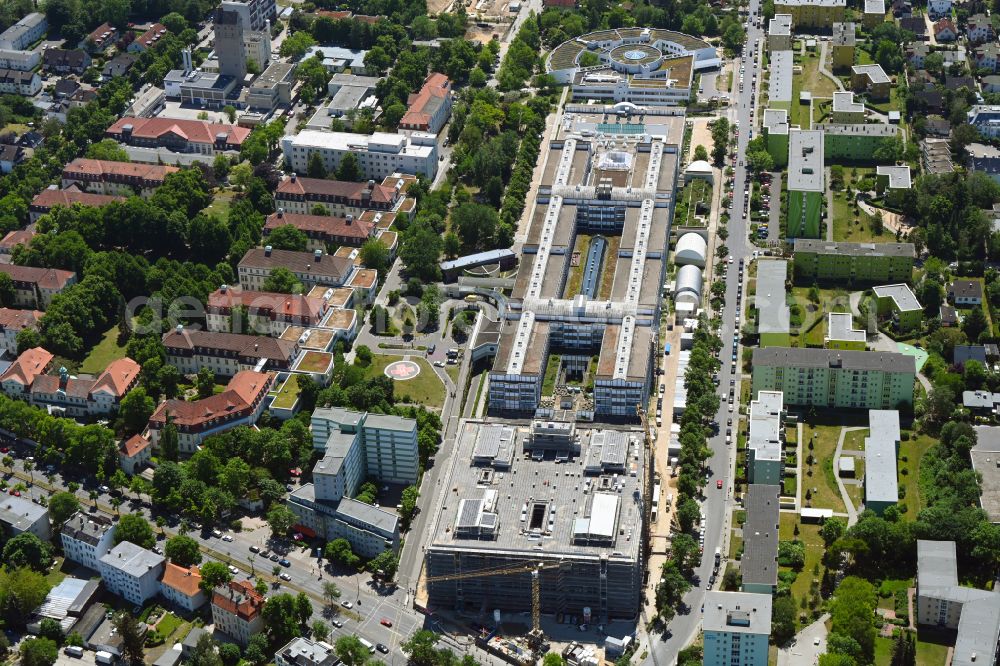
[424,419,646,621]
[484,104,684,420]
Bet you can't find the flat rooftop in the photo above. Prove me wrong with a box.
[833,22,856,45]
[769,14,792,36]
[793,239,915,258]
[748,391,783,463]
[876,165,912,189]
[787,129,824,193]
[755,260,790,336]
[769,50,794,104]
[833,91,864,114]
[428,421,644,561]
[763,108,789,135]
[703,591,773,635]
[752,346,915,373]
[873,283,921,312]
[827,312,866,343]
[971,426,1000,522]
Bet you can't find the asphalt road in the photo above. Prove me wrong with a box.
[645,6,765,665]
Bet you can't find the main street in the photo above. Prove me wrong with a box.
[646,5,765,664]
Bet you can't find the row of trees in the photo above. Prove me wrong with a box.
[655,314,721,622]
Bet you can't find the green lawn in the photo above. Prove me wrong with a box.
[156,612,184,639]
[541,354,561,395]
[876,627,951,666]
[80,326,128,374]
[205,190,234,219]
[270,377,302,410]
[364,355,445,409]
[843,429,867,451]
[899,433,937,518]
[831,191,892,243]
[779,513,825,622]
[564,234,593,298]
[801,423,846,512]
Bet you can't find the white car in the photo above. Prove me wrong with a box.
[279,573,292,581]
[222,535,234,542]
[228,565,239,575]
[341,600,353,609]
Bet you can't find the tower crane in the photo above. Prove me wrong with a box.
[425,561,565,647]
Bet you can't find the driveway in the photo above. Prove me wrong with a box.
[778,613,830,666]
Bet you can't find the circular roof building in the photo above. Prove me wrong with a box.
[546,28,720,106]
[674,264,703,305]
[685,160,714,183]
[674,233,707,268]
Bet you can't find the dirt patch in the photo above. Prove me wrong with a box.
[465,22,503,44]
[688,117,716,162]
[428,0,454,14]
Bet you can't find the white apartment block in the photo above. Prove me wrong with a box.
[98,541,165,606]
[281,130,439,180]
[61,512,116,571]
[703,591,773,666]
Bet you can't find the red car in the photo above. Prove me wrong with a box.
[716,479,723,489]
[0,447,8,453]
[8,489,19,496]
[380,618,393,628]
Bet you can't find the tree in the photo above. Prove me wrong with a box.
[336,153,363,182]
[655,560,690,622]
[267,504,296,538]
[820,517,847,546]
[312,620,330,642]
[401,631,440,666]
[160,419,179,462]
[335,636,370,666]
[119,387,155,436]
[280,31,316,59]
[307,151,327,179]
[399,485,419,530]
[771,595,797,645]
[192,636,226,666]
[693,145,709,162]
[0,567,51,625]
[325,538,361,569]
[677,497,701,533]
[165,535,203,567]
[263,267,304,294]
[322,581,341,606]
[262,593,304,646]
[963,306,988,341]
[198,561,232,593]
[830,576,877,663]
[230,161,254,190]
[196,367,216,399]
[452,202,498,251]
[267,224,309,252]
[86,139,130,162]
[542,655,564,666]
[38,618,63,645]
[114,513,155,549]
[3,533,53,572]
[367,549,399,580]
[48,491,80,527]
[20,638,57,666]
[359,238,390,273]
[113,613,146,666]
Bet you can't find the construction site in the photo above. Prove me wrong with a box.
[416,418,651,662]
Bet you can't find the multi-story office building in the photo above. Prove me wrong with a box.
[310,407,419,484]
[221,0,277,32]
[61,512,116,571]
[768,50,793,110]
[774,0,846,28]
[211,580,265,646]
[247,62,294,111]
[851,64,891,99]
[487,104,681,419]
[863,0,885,27]
[98,541,165,605]
[425,421,645,621]
[787,129,825,238]
[237,246,354,292]
[751,347,916,409]
[215,8,248,81]
[61,158,178,198]
[872,283,922,332]
[832,91,865,124]
[281,130,439,180]
[792,239,914,283]
[0,493,50,540]
[865,409,900,515]
[703,591,773,666]
[741,485,780,595]
[747,391,784,485]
